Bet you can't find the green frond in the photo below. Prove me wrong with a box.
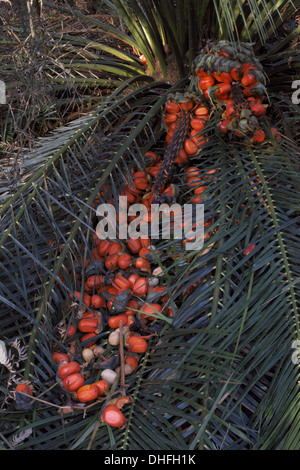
[1,73,300,448]
[1,0,300,452]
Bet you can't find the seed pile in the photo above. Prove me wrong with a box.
[48,142,210,427]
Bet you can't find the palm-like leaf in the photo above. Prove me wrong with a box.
[1,0,300,451]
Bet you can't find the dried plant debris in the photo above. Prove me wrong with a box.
[0,339,30,410]
[0,339,28,373]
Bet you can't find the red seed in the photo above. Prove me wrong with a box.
[62,373,84,392]
[102,405,126,428]
[76,384,99,402]
[165,101,181,114]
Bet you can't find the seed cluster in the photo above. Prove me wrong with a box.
[49,143,211,426]
[191,41,278,143]
[163,93,210,156]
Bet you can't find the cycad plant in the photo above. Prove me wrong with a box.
[0,0,300,450]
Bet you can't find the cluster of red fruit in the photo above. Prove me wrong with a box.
[49,149,204,426]
[163,93,210,157]
[192,41,274,143]
[53,353,133,427]
[15,41,281,426]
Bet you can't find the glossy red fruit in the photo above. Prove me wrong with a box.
[134,177,149,191]
[213,71,232,83]
[138,247,151,260]
[127,315,135,326]
[16,383,33,396]
[140,303,162,320]
[186,174,202,188]
[148,164,161,178]
[127,273,140,289]
[113,274,131,291]
[175,148,189,165]
[142,193,154,209]
[249,101,266,118]
[219,118,231,134]
[114,396,132,409]
[135,257,151,273]
[58,361,81,379]
[194,185,207,195]
[97,240,111,257]
[143,151,160,165]
[218,50,230,58]
[190,130,207,148]
[108,242,122,256]
[165,101,181,114]
[192,194,203,204]
[71,290,81,301]
[140,237,151,248]
[230,66,241,81]
[165,130,173,144]
[186,166,201,178]
[167,307,174,318]
[132,277,148,297]
[132,170,147,179]
[127,336,148,353]
[92,245,104,261]
[184,139,199,155]
[243,243,256,256]
[125,355,139,370]
[190,118,205,131]
[127,237,142,254]
[102,405,126,428]
[139,54,147,64]
[125,299,139,315]
[105,254,119,271]
[52,351,70,364]
[251,129,265,143]
[91,294,105,309]
[147,285,168,303]
[198,76,215,90]
[66,325,76,338]
[82,294,91,308]
[81,332,98,347]
[196,67,211,77]
[215,83,231,100]
[82,311,99,318]
[78,317,99,333]
[86,275,105,290]
[122,188,136,204]
[63,373,85,392]
[94,380,109,396]
[180,100,194,111]
[224,103,237,118]
[241,62,256,73]
[164,113,178,125]
[117,253,132,270]
[76,384,99,403]
[194,106,209,116]
[242,85,256,98]
[106,286,118,297]
[125,181,140,197]
[167,124,177,136]
[241,72,257,87]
